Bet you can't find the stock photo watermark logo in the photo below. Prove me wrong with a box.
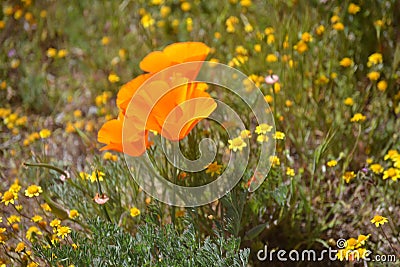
[121,61,276,207]
[256,238,397,263]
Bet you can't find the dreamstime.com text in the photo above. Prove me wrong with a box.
[256,245,397,263]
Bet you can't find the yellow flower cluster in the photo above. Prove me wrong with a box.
[46,48,68,58]
[336,234,370,261]
[0,108,27,135]
[368,149,400,181]
[225,16,239,33]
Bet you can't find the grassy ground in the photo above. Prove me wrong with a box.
[1,0,400,266]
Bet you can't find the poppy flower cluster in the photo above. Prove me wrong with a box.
[98,42,217,156]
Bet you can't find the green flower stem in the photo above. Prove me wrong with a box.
[342,124,362,173]
[379,227,399,257]
[23,162,69,178]
[95,173,112,223]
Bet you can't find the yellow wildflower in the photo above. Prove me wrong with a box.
[267,34,275,45]
[264,94,273,103]
[89,170,105,183]
[7,215,21,224]
[0,81,6,89]
[370,163,383,174]
[340,57,353,67]
[101,36,110,45]
[273,131,285,140]
[264,27,274,35]
[228,137,247,152]
[301,32,313,42]
[141,13,154,28]
[39,129,51,139]
[103,152,118,161]
[240,129,251,139]
[206,161,223,177]
[330,15,340,24]
[225,16,239,33]
[269,156,280,167]
[26,226,42,241]
[130,207,141,217]
[384,150,399,160]
[244,24,253,33]
[346,238,358,249]
[315,25,325,35]
[69,209,79,219]
[108,73,120,83]
[181,2,191,12]
[343,171,356,183]
[15,242,25,253]
[4,6,14,16]
[50,219,61,229]
[31,215,43,222]
[273,82,281,93]
[186,17,193,32]
[371,215,388,227]
[57,226,71,239]
[327,160,337,167]
[46,48,57,58]
[240,0,252,7]
[41,203,52,212]
[40,10,47,18]
[151,0,163,4]
[256,134,268,143]
[10,59,20,69]
[348,3,360,14]
[367,53,382,67]
[357,234,370,246]
[286,167,295,177]
[57,49,68,58]
[255,123,273,135]
[367,71,380,81]
[333,22,344,31]
[160,6,171,18]
[1,191,18,205]
[374,20,384,27]
[25,185,43,198]
[350,113,366,122]
[382,167,400,181]
[294,40,308,53]
[265,54,278,62]
[377,80,387,92]
[344,97,354,106]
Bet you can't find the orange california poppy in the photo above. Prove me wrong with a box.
[98,42,213,156]
[98,113,150,156]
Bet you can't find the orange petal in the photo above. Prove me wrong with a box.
[160,97,217,141]
[117,73,153,114]
[121,114,149,157]
[98,119,123,152]
[139,51,174,73]
[122,128,149,157]
[163,42,210,63]
[98,116,150,157]
[124,80,171,132]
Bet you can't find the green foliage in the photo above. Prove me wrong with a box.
[34,217,249,267]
